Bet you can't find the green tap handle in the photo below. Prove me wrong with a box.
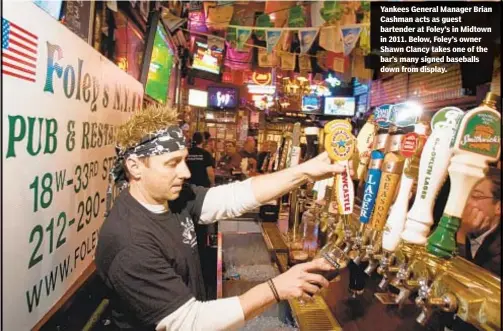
[426,214,460,258]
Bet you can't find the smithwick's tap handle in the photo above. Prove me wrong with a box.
[401,107,464,245]
[427,96,501,258]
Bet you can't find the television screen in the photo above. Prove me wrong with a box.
[114,11,145,81]
[188,89,208,107]
[145,22,175,104]
[324,97,356,116]
[192,40,224,75]
[33,0,63,20]
[302,95,321,114]
[207,87,238,110]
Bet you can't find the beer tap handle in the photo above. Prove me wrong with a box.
[355,116,376,182]
[427,97,501,258]
[401,107,464,245]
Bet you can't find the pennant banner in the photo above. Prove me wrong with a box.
[279,31,291,52]
[288,5,305,27]
[319,25,342,53]
[208,35,225,51]
[299,28,319,54]
[281,52,296,70]
[299,55,312,72]
[236,27,252,49]
[320,1,342,23]
[258,49,277,67]
[266,29,282,53]
[359,25,370,55]
[206,4,234,30]
[224,41,252,70]
[255,14,273,40]
[161,8,186,32]
[341,25,362,56]
[316,51,328,71]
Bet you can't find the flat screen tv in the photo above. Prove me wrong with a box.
[301,95,321,114]
[323,97,356,117]
[144,19,175,104]
[33,0,63,20]
[192,40,224,75]
[207,86,238,110]
[113,10,145,81]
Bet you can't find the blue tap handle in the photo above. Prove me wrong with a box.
[359,150,385,224]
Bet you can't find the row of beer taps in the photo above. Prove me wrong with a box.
[299,94,502,330]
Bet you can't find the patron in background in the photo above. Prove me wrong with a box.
[457,166,501,276]
[217,141,236,171]
[186,132,215,188]
[230,136,258,175]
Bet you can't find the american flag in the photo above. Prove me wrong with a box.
[2,18,38,82]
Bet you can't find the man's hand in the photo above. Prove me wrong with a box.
[271,258,334,302]
[460,206,492,239]
[298,151,354,182]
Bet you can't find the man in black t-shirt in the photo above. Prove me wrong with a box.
[186,132,215,188]
[96,105,350,331]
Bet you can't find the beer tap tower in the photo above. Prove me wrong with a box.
[367,94,501,330]
[377,123,429,288]
[355,102,421,267]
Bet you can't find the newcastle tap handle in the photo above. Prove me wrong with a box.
[324,120,356,217]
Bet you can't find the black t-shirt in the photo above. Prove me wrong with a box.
[186,146,214,188]
[95,185,208,330]
[239,149,258,160]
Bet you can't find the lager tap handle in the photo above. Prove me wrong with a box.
[359,151,384,225]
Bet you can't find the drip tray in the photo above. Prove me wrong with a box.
[221,233,297,330]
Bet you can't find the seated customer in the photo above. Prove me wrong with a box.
[457,166,501,276]
[217,141,236,171]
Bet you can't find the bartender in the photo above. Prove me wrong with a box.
[96,105,350,331]
[457,166,501,276]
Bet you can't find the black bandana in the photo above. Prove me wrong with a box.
[105,125,186,215]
